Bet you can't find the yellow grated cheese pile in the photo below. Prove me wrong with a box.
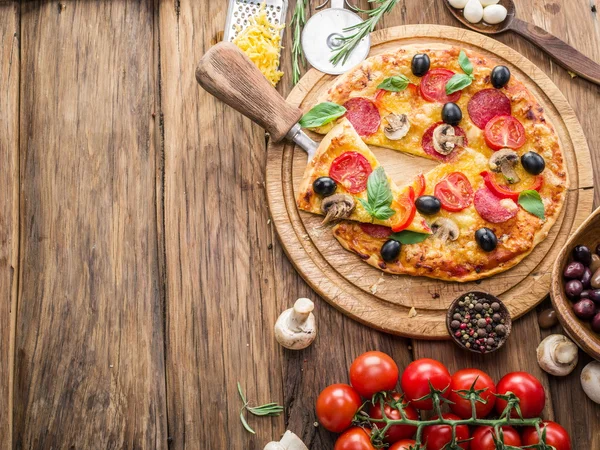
[233,5,284,86]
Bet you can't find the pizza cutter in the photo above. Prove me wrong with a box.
[196,42,319,159]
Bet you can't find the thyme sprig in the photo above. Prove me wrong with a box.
[237,382,284,434]
[290,0,308,85]
[330,0,400,66]
[355,382,550,449]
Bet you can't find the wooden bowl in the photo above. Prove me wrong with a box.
[446,292,512,354]
[551,206,600,361]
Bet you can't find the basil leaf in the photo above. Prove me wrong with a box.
[377,75,410,92]
[446,73,473,95]
[299,102,346,128]
[518,190,545,220]
[359,167,396,220]
[458,50,473,76]
[390,230,430,244]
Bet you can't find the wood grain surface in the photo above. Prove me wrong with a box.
[0,0,598,449]
[267,25,594,338]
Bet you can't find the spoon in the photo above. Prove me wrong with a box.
[443,0,600,85]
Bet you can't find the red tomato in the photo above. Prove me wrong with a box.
[522,421,571,450]
[495,372,546,418]
[390,440,417,450]
[316,384,362,433]
[412,174,426,197]
[391,187,417,232]
[329,152,373,194]
[368,393,418,443]
[350,351,399,398]
[400,359,451,410]
[448,369,496,419]
[334,427,376,450]
[480,170,543,201]
[484,115,526,150]
[420,69,462,103]
[422,413,470,450]
[434,172,474,212]
[471,426,522,450]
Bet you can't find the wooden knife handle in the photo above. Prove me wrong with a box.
[509,18,600,85]
[196,42,303,142]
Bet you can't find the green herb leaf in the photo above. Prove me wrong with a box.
[299,102,346,128]
[390,230,430,244]
[359,167,396,220]
[377,75,410,92]
[458,50,473,76]
[239,410,255,434]
[446,73,473,95]
[518,190,545,220]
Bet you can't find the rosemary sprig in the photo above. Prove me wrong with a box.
[290,0,308,85]
[237,382,284,434]
[330,0,400,66]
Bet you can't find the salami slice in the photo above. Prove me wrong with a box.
[467,89,512,129]
[474,186,519,223]
[343,97,381,136]
[359,223,393,239]
[422,122,468,162]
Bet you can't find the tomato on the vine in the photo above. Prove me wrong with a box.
[422,413,470,450]
[400,359,451,410]
[316,384,362,433]
[334,427,376,450]
[350,351,399,398]
[495,372,546,418]
[448,369,496,419]
[389,440,417,450]
[471,426,522,450]
[522,421,571,450]
[368,392,418,443]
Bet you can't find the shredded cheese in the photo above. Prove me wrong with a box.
[233,4,284,86]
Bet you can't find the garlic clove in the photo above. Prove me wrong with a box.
[464,0,484,23]
[480,0,500,6]
[449,0,469,8]
[264,443,286,450]
[483,4,508,24]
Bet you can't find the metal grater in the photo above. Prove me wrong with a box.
[224,0,288,42]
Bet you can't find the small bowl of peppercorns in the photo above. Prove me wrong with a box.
[446,291,512,354]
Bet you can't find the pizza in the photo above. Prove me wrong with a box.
[295,46,567,282]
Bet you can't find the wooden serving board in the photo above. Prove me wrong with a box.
[266,25,594,339]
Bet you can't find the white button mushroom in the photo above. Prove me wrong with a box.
[449,0,469,8]
[480,0,500,6]
[581,361,600,404]
[274,298,316,350]
[483,4,508,24]
[463,0,484,23]
[536,334,579,376]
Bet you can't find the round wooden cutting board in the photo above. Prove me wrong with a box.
[266,25,594,339]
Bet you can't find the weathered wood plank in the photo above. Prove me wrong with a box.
[14,1,167,447]
[159,1,285,448]
[0,2,19,448]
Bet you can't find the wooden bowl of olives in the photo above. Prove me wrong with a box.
[446,291,512,354]
[551,206,600,360]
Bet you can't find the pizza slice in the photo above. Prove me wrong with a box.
[296,119,431,234]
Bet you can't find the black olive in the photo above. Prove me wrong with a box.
[521,152,546,175]
[411,54,430,77]
[475,228,498,252]
[415,195,442,215]
[381,239,401,262]
[313,176,337,197]
[573,245,592,266]
[442,103,462,126]
[491,65,511,89]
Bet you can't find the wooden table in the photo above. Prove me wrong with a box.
[1,1,599,448]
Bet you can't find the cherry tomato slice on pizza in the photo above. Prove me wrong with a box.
[484,115,526,150]
[480,171,543,201]
[420,69,461,103]
[391,187,417,232]
[434,172,474,212]
[329,152,373,194]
